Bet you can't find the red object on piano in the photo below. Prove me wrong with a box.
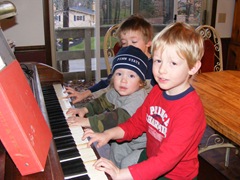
[0,60,52,176]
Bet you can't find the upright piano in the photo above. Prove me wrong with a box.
[0,62,108,180]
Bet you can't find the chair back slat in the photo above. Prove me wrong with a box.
[103,24,121,75]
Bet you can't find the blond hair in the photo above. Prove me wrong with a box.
[151,22,204,69]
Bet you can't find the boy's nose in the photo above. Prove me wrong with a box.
[158,64,166,74]
[120,76,127,83]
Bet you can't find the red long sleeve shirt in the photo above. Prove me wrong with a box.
[118,85,206,180]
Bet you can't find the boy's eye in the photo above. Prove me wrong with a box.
[129,74,135,78]
[114,71,122,76]
[154,59,161,63]
[132,41,137,44]
[171,61,177,65]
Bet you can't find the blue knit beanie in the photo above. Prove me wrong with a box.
[111,46,148,81]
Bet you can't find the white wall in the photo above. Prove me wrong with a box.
[1,0,45,46]
[215,0,235,38]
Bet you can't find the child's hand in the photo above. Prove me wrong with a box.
[77,107,88,117]
[64,86,76,96]
[82,129,111,148]
[65,87,91,104]
[66,107,88,117]
[66,108,80,116]
[67,116,90,128]
[66,116,79,126]
[94,157,120,179]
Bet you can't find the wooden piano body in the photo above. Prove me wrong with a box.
[0,63,107,179]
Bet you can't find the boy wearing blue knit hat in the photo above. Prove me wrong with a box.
[65,14,156,104]
[67,45,148,167]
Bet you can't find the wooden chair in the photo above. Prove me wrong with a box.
[103,24,121,75]
[196,25,223,72]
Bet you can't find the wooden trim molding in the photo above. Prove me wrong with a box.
[221,37,231,70]
[15,45,45,51]
[14,45,47,64]
[42,0,52,66]
[211,0,217,27]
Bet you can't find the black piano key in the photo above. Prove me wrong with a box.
[48,115,65,121]
[69,174,90,180]
[50,120,69,127]
[47,108,67,116]
[44,96,59,100]
[58,148,80,161]
[51,124,70,131]
[52,129,71,137]
[44,94,59,99]
[61,158,87,177]
[45,106,63,112]
[46,104,61,108]
[55,136,76,151]
[51,125,71,133]
[50,119,67,126]
[48,116,67,123]
[45,103,62,108]
[43,95,59,99]
[50,119,69,129]
[52,129,72,139]
[50,120,67,126]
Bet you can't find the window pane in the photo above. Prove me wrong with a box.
[100,0,132,25]
[53,0,203,27]
[138,0,174,25]
[99,0,203,26]
[177,0,202,26]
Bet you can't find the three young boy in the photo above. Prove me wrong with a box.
[64,14,206,179]
[82,22,206,179]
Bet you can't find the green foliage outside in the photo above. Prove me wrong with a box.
[58,36,118,51]
[69,37,100,51]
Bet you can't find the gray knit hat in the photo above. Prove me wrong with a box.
[111,46,148,81]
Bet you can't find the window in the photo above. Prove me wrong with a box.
[99,0,203,26]
[51,0,205,80]
[55,15,61,22]
[53,0,204,28]
[177,0,203,25]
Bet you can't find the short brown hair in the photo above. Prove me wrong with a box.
[116,14,153,44]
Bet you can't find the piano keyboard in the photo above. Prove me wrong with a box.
[42,83,108,180]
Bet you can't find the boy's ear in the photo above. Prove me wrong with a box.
[189,60,201,75]
[146,40,152,48]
